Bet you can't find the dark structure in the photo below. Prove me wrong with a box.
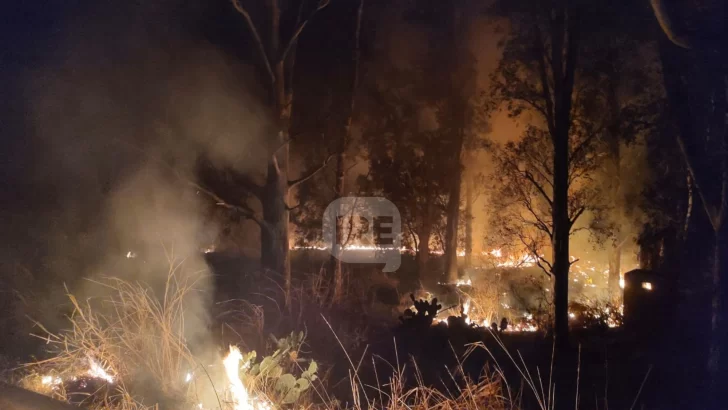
[623,269,672,334]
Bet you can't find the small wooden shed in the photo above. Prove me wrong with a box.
[623,269,672,332]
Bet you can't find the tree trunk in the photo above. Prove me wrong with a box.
[606,78,623,302]
[552,133,571,348]
[708,217,728,404]
[707,137,728,405]
[329,208,344,302]
[654,27,728,400]
[261,147,291,294]
[443,134,463,283]
[442,3,467,284]
[231,0,330,301]
[329,0,364,304]
[329,147,347,302]
[464,174,474,268]
[608,245,621,299]
[548,5,577,348]
[607,148,622,301]
[417,214,433,280]
[262,0,293,296]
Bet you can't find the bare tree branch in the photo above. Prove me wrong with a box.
[535,259,553,276]
[194,181,265,228]
[569,206,585,227]
[288,154,334,188]
[567,164,592,187]
[569,129,600,165]
[523,148,554,188]
[222,168,264,199]
[518,95,550,121]
[109,137,266,227]
[522,170,553,206]
[516,233,552,275]
[502,154,553,206]
[518,195,553,237]
[230,0,276,84]
[676,136,722,230]
[534,30,556,137]
[274,131,325,155]
[280,0,330,64]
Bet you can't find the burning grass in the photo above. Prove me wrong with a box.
[12,253,637,409]
[24,278,196,407]
[16,262,517,410]
[15,260,523,410]
[19,263,276,410]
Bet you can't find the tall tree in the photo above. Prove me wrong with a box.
[329,0,364,303]
[488,125,605,281]
[490,0,583,346]
[406,0,478,283]
[650,0,728,401]
[218,0,332,298]
[584,42,660,301]
[359,72,450,280]
[463,172,475,268]
[440,3,472,284]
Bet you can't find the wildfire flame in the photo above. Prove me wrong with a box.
[294,244,412,253]
[223,346,271,410]
[293,243,546,269]
[41,375,62,388]
[463,300,471,325]
[447,278,472,287]
[87,357,114,384]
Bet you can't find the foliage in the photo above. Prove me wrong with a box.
[569,301,624,331]
[399,294,442,329]
[488,126,609,275]
[244,331,318,405]
[507,274,553,330]
[358,75,450,252]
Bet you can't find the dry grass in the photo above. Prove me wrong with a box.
[13,256,639,410]
[349,353,513,410]
[18,261,235,410]
[459,283,503,326]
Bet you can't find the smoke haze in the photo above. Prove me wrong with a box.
[0,0,269,360]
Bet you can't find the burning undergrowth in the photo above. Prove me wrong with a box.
[18,264,300,410]
[413,254,628,334]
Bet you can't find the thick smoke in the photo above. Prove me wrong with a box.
[5,0,267,365]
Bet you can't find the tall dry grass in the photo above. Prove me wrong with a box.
[349,353,513,410]
[14,256,646,410]
[19,262,232,410]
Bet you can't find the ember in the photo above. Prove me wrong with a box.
[87,357,114,384]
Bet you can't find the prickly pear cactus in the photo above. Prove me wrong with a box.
[399,294,442,329]
[274,360,318,404]
[246,331,318,405]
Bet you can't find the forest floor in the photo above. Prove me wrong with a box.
[0,250,712,409]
